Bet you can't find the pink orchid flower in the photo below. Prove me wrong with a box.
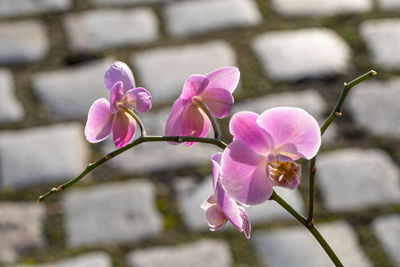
[85,61,152,148]
[201,152,251,239]
[165,67,240,146]
[221,107,321,205]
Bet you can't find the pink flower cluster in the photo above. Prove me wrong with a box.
[85,62,321,239]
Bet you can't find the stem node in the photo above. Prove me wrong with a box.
[334,112,342,117]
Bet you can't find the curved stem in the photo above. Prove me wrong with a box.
[307,70,377,226]
[272,191,343,266]
[192,97,220,139]
[123,107,146,136]
[38,136,227,202]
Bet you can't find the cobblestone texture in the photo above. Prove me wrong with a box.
[1,0,399,266]
[32,58,112,120]
[165,0,262,37]
[378,0,400,10]
[131,40,236,104]
[253,221,373,267]
[253,28,351,81]
[102,107,216,173]
[271,0,372,17]
[0,123,89,189]
[360,19,400,70]
[317,148,400,212]
[348,78,400,138]
[0,69,23,124]
[233,89,337,143]
[127,239,233,267]
[63,180,163,247]
[372,215,400,266]
[175,176,304,231]
[15,252,112,267]
[0,0,70,18]
[0,20,49,65]
[0,203,46,263]
[64,8,158,53]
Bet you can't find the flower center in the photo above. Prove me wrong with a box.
[268,159,301,189]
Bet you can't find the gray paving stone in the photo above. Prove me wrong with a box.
[378,0,400,10]
[0,0,70,18]
[348,78,400,138]
[0,123,89,189]
[233,89,336,143]
[14,252,112,267]
[372,215,400,266]
[252,28,351,81]
[91,0,167,6]
[0,20,49,65]
[253,221,373,267]
[271,0,371,17]
[32,58,112,120]
[63,180,163,247]
[102,107,216,173]
[64,9,158,53]
[131,40,236,104]
[0,203,46,263]
[0,69,23,124]
[317,148,400,212]
[165,0,262,37]
[360,19,400,70]
[127,239,232,267]
[174,176,304,231]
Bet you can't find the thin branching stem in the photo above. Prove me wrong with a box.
[192,97,220,139]
[306,70,378,226]
[123,107,147,136]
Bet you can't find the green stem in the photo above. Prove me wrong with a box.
[123,107,146,136]
[37,136,227,202]
[272,191,343,266]
[307,70,377,226]
[192,97,220,139]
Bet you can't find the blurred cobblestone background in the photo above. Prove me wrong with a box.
[0,0,399,266]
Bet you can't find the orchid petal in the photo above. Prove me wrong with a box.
[181,103,210,146]
[257,107,321,160]
[201,87,234,118]
[182,75,209,100]
[104,61,135,92]
[206,67,240,93]
[110,81,124,113]
[230,111,272,155]
[85,98,113,143]
[221,140,273,205]
[211,152,222,189]
[112,110,136,148]
[165,98,185,138]
[215,180,251,238]
[125,87,152,114]
[205,203,228,231]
